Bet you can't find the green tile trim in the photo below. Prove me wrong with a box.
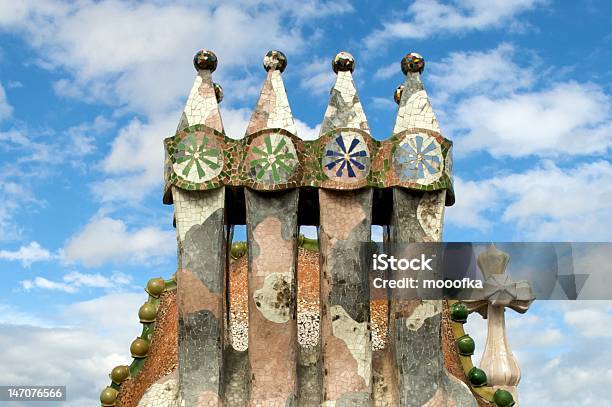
[100,276,177,406]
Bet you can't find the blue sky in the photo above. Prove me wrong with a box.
[0,0,611,405]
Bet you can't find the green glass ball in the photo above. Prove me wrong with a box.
[100,387,118,405]
[146,278,165,297]
[493,389,515,407]
[130,338,149,358]
[110,365,130,384]
[138,303,157,323]
[450,302,469,323]
[468,367,487,387]
[230,242,247,259]
[456,334,476,356]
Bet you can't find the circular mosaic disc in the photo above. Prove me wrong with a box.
[322,130,370,182]
[393,132,443,184]
[247,132,298,184]
[172,132,223,184]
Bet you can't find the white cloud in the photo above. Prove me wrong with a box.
[423,44,612,159]
[20,276,76,293]
[465,301,612,406]
[451,81,612,158]
[91,104,321,203]
[0,116,111,240]
[0,128,59,165]
[564,307,612,338]
[2,1,348,205]
[0,303,50,327]
[20,271,133,293]
[364,0,544,49]
[63,216,174,267]
[373,62,398,80]
[370,96,396,111]
[0,292,144,406]
[0,116,108,169]
[0,82,13,121]
[64,115,114,157]
[220,107,252,139]
[445,177,500,230]
[429,43,535,102]
[0,0,350,116]
[221,101,320,140]
[92,113,176,203]
[299,58,335,96]
[0,181,43,242]
[447,160,612,240]
[295,118,320,140]
[0,241,55,267]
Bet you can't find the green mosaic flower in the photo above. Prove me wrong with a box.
[248,133,298,184]
[173,133,223,183]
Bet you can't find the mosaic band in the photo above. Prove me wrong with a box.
[163,126,454,205]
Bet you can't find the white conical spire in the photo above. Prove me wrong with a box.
[176,50,224,133]
[393,52,441,135]
[245,50,296,135]
[320,52,370,135]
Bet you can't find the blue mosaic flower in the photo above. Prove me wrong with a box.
[322,132,369,181]
[393,133,442,184]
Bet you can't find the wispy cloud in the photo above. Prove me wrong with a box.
[450,81,612,158]
[373,62,397,80]
[63,216,174,267]
[0,0,350,116]
[0,241,56,267]
[364,0,545,50]
[448,160,612,240]
[464,301,612,406]
[429,43,535,102]
[424,44,612,159]
[0,83,13,121]
[20,271,132,293]
[0,293,145,406]
[299,57,335,96]
[0,182,43,242]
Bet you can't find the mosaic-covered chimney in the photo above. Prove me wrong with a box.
[154,49,523,407]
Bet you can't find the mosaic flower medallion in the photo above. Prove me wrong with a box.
[393,132,443,185]
[247,132,298,184]
[172,132,223,184]
[322,130,370,182]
